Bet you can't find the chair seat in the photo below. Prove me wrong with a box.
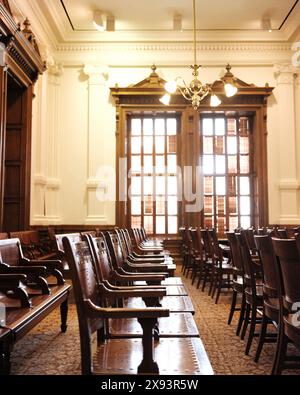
[92,337,213,375]
[108,312,199,338]
[124,296,195,314]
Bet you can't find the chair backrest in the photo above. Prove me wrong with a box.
[0,232,8,240]
[190,228,204,258]
[80,230,97,238]
[86,233,114,284]
[244,228,257,254]
[254,234,279,297]
[54,233,81,253]
[208,229,222,260]
[115,229,129,259]
[201,229,212,259]
[277,228,289,239]
[271,237,300,309]
[0,238,23,266]
[122,229,134,254]
[131,228,140,247]
[104,232,124,271]
[62,235,104,375]
[235,232,256,290]
[226,231,243,274]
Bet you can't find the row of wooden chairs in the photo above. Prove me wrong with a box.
[226,229,300,374]
[61,228,213,375]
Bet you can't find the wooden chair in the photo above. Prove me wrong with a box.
[9,230,56,260]
[190,228,205,286]
[226,231,245,335]
[271,236,300,374]
[63,235,212,375]
[253,235,280,364]
[199,229,214,291]
[208,229,232,304]
[236,232,264,355]
[52,232,81,278]
[131,228,164,254]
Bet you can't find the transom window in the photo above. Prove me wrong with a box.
[201,113,254,235]
[128,113,180,236]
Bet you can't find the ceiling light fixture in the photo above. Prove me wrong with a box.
[160,0,238,110]
[262,16,272,33]
[93,10,105,32]
[173,14,182,31]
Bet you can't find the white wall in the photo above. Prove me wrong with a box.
[30,45,300,226]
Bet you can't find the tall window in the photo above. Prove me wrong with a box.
[128,113,180,236]
[201,113,254,235]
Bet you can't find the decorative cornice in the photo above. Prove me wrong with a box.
[86,178,107,190]
[274,63,300,84]
[57,42,292,53]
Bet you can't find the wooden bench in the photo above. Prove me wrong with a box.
[9,231,57,261]
[0,272,71,374]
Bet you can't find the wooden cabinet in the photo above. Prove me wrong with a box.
[0,3,44,231]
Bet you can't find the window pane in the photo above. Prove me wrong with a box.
[240,216,251,229]
[131,216,141,227]
[203,118,213,135]
[204,196,213,214]
[144,196,153,214]
[167,118,177,135]
[168,216,177,234]
[217,217,225,234]
[215,118,225,135]
[228,155,237,173]
[144,136,153,154]
[144,156,153,173]
[155,118,165,135]
[167,135,176,153]
[215,136,225,154]
[143,119,153,135]
[131,119,141,135]
[204,217,213,228]
[216,176,226,195]
[227,118,236,135]
[240,137,249,154]
[229,196,238,214]
[156,196,165,215]
[144,216,153,233]
[167,155,177,173]
[156,176,165,195]
[215,155,225,174]
[239,118,249,135]
[229,216,238,231]
[131,196,141,215]
[240,155,249,174]
[155,156,165,174]
[131,176,141,195]
[144,176,153,194]
[168,176,177,195]
[203,155,214,174]
[203,137,213,154]
[240,177,250,195]
[155,136,165,154]
[131,156,141,173]
[204,176,213,194]
[156,216,165,234]
[228,176,237,195]
[131,137,141,154]
[227,137,237,154]
[217,196,226,215]
[168,196,178,215]
[240,196,250,215]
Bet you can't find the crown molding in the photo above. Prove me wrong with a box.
[56,42,292,53]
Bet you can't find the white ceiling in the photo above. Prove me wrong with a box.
[8,0,300,43]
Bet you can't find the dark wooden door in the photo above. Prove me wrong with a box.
[2,75,32,231]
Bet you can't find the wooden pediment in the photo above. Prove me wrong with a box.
[130,65,166,88]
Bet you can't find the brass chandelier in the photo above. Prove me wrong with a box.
[160,0,238,109]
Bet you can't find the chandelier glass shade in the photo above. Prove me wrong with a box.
[160,0,238,109]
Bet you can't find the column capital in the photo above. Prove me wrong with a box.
[274,63,300,84]
[83,64,109,85]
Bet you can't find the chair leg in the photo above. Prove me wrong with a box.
[241,302,250,340]
[236,292,246,336]
[254,312,268,362]
[228,289,237,325]
[201,267,209,291]
[245,304,257,355]
[208,267,216,296]
[215,273,223,304]
[272,323,287,375]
